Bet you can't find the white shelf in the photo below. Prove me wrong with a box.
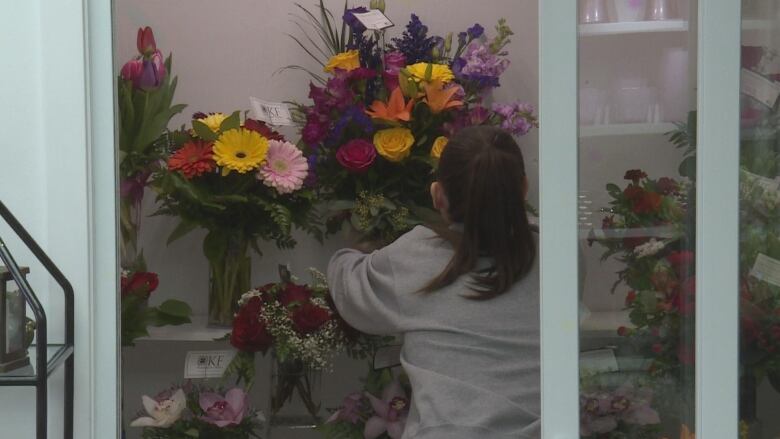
[581,310,632,334]
[742,19,774,32]
[580,122,677,138]
[140,315,231,342]
[579,20,688,37]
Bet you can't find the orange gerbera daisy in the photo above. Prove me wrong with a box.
[365,88,414,122]
[423,80,463,114]
[167,140,215,179]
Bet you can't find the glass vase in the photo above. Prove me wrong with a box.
[119,172,150,270]
[207,235,251,327]
[268,351,322,429]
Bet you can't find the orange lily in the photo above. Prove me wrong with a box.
[365,87,414,122]
[423,80,463,114]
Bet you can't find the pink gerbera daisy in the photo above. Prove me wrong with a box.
[258,140,309,194]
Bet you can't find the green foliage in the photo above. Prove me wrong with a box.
[121,296,192,346]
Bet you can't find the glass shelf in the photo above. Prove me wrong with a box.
[580,122,678,138]
[140,315,231,342]
[0,344,73,386]
[579,20,688,37]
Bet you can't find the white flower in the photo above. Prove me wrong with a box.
[633,239,666,258]
[130,389,186,428]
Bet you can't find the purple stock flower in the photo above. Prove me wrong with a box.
[199,388,248,428]
[492,101,536,136]
[326,392,364,424]
[453,42,510,89]
[344,7,369,34]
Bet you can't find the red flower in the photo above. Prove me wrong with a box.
[625,291,637,306]
[623,184,644,200]
[651,343,663,354]
[121,271,159,299]
[624,169,647,184]
[230,297,273,353]
[336,139,377,173]
[292,302,331,334]
[244,119,285,141]
[667,251,695,280]
[167,140,215,179]
[632,191,662,214]
[656,177,678,195]
[278,283,313,307]
[672,277,696,316]
[137,26,157,55]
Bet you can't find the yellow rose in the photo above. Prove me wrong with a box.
[374,128,415,162]
[405,63,455,83]
[430,136,448,159]
[324,50,361,73]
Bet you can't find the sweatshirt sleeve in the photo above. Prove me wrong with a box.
[327,246,404,335]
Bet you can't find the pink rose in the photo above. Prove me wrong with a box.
[336,139,376,172]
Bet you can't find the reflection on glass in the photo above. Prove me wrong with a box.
[578,0,696,437]
[740,2,780,437]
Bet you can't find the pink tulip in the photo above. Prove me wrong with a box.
[120,59,143,83]
[137,26,157,55]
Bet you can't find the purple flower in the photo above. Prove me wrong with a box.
[453,42,510,89]
[327,392,364,424]
[199,388,248,428]
[120,171,151,205]
[390,14,438,64]
[467,23,485,39]
[344,7,369,34]
[383,51,406,90]
[302,112,330,146]
[492,101,536,136]
[327,106,374,145]
[364,380,408,439]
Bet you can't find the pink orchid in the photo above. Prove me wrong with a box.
[364,380,408,439]
[199,388,248,427]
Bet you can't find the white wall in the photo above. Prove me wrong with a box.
[0,0,107,437]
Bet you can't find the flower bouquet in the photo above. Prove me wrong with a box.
[289,2,537,242]
[118,26,186,269]
[320,367,411,439]
[579,377,661,438]
[129,382,263,439]
[224,266,389,422]
[121,269,191,346]
[152,112,322,326]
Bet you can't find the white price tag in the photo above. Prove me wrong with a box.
[184,350,236,379]
[352,10,394,31]
[580,348,619,374]
[249,97,294,126]
[743,170,780,192]
[741,68,780,108]
[750,253,780,288]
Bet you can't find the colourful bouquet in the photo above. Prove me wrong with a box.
[224,266,389,420]
[129,382,263,439]
[120,269,191,346]
[153,112,322,325]
[579,378,661,438]
[118,26,186,268]
[321,367,411,439]
[290,2,537,241]
[592,169,694,377]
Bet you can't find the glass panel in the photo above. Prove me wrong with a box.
[740,3,780,437]
[578,1,697,437]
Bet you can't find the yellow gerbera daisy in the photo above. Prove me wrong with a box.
[200,113,228,133]
[405,63,455,83]
[213,128,269,175]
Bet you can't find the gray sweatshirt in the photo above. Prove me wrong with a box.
[328,226,541,439]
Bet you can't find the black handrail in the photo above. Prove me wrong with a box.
[0,200,74,439]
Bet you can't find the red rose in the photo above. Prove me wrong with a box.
[624,169,647,184]
[244,119,285,141]
[121,272,159,299]
[292,302,331,334]
[632,191,662,214]
[230,297,273,353]
[625,291,637,306]
[667,251,695,280]
[651,343,663,354]
[336,139,377,173]
[656,177,678,195]
[623,184,644,200]
[278,283,313,307]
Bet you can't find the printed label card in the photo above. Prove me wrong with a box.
[750,253,780,288]
[250,97,295,126]
[741,68,780,108]
[352,10,394,30]
[184,350,236,379]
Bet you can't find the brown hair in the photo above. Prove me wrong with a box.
[424,125,536,299]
